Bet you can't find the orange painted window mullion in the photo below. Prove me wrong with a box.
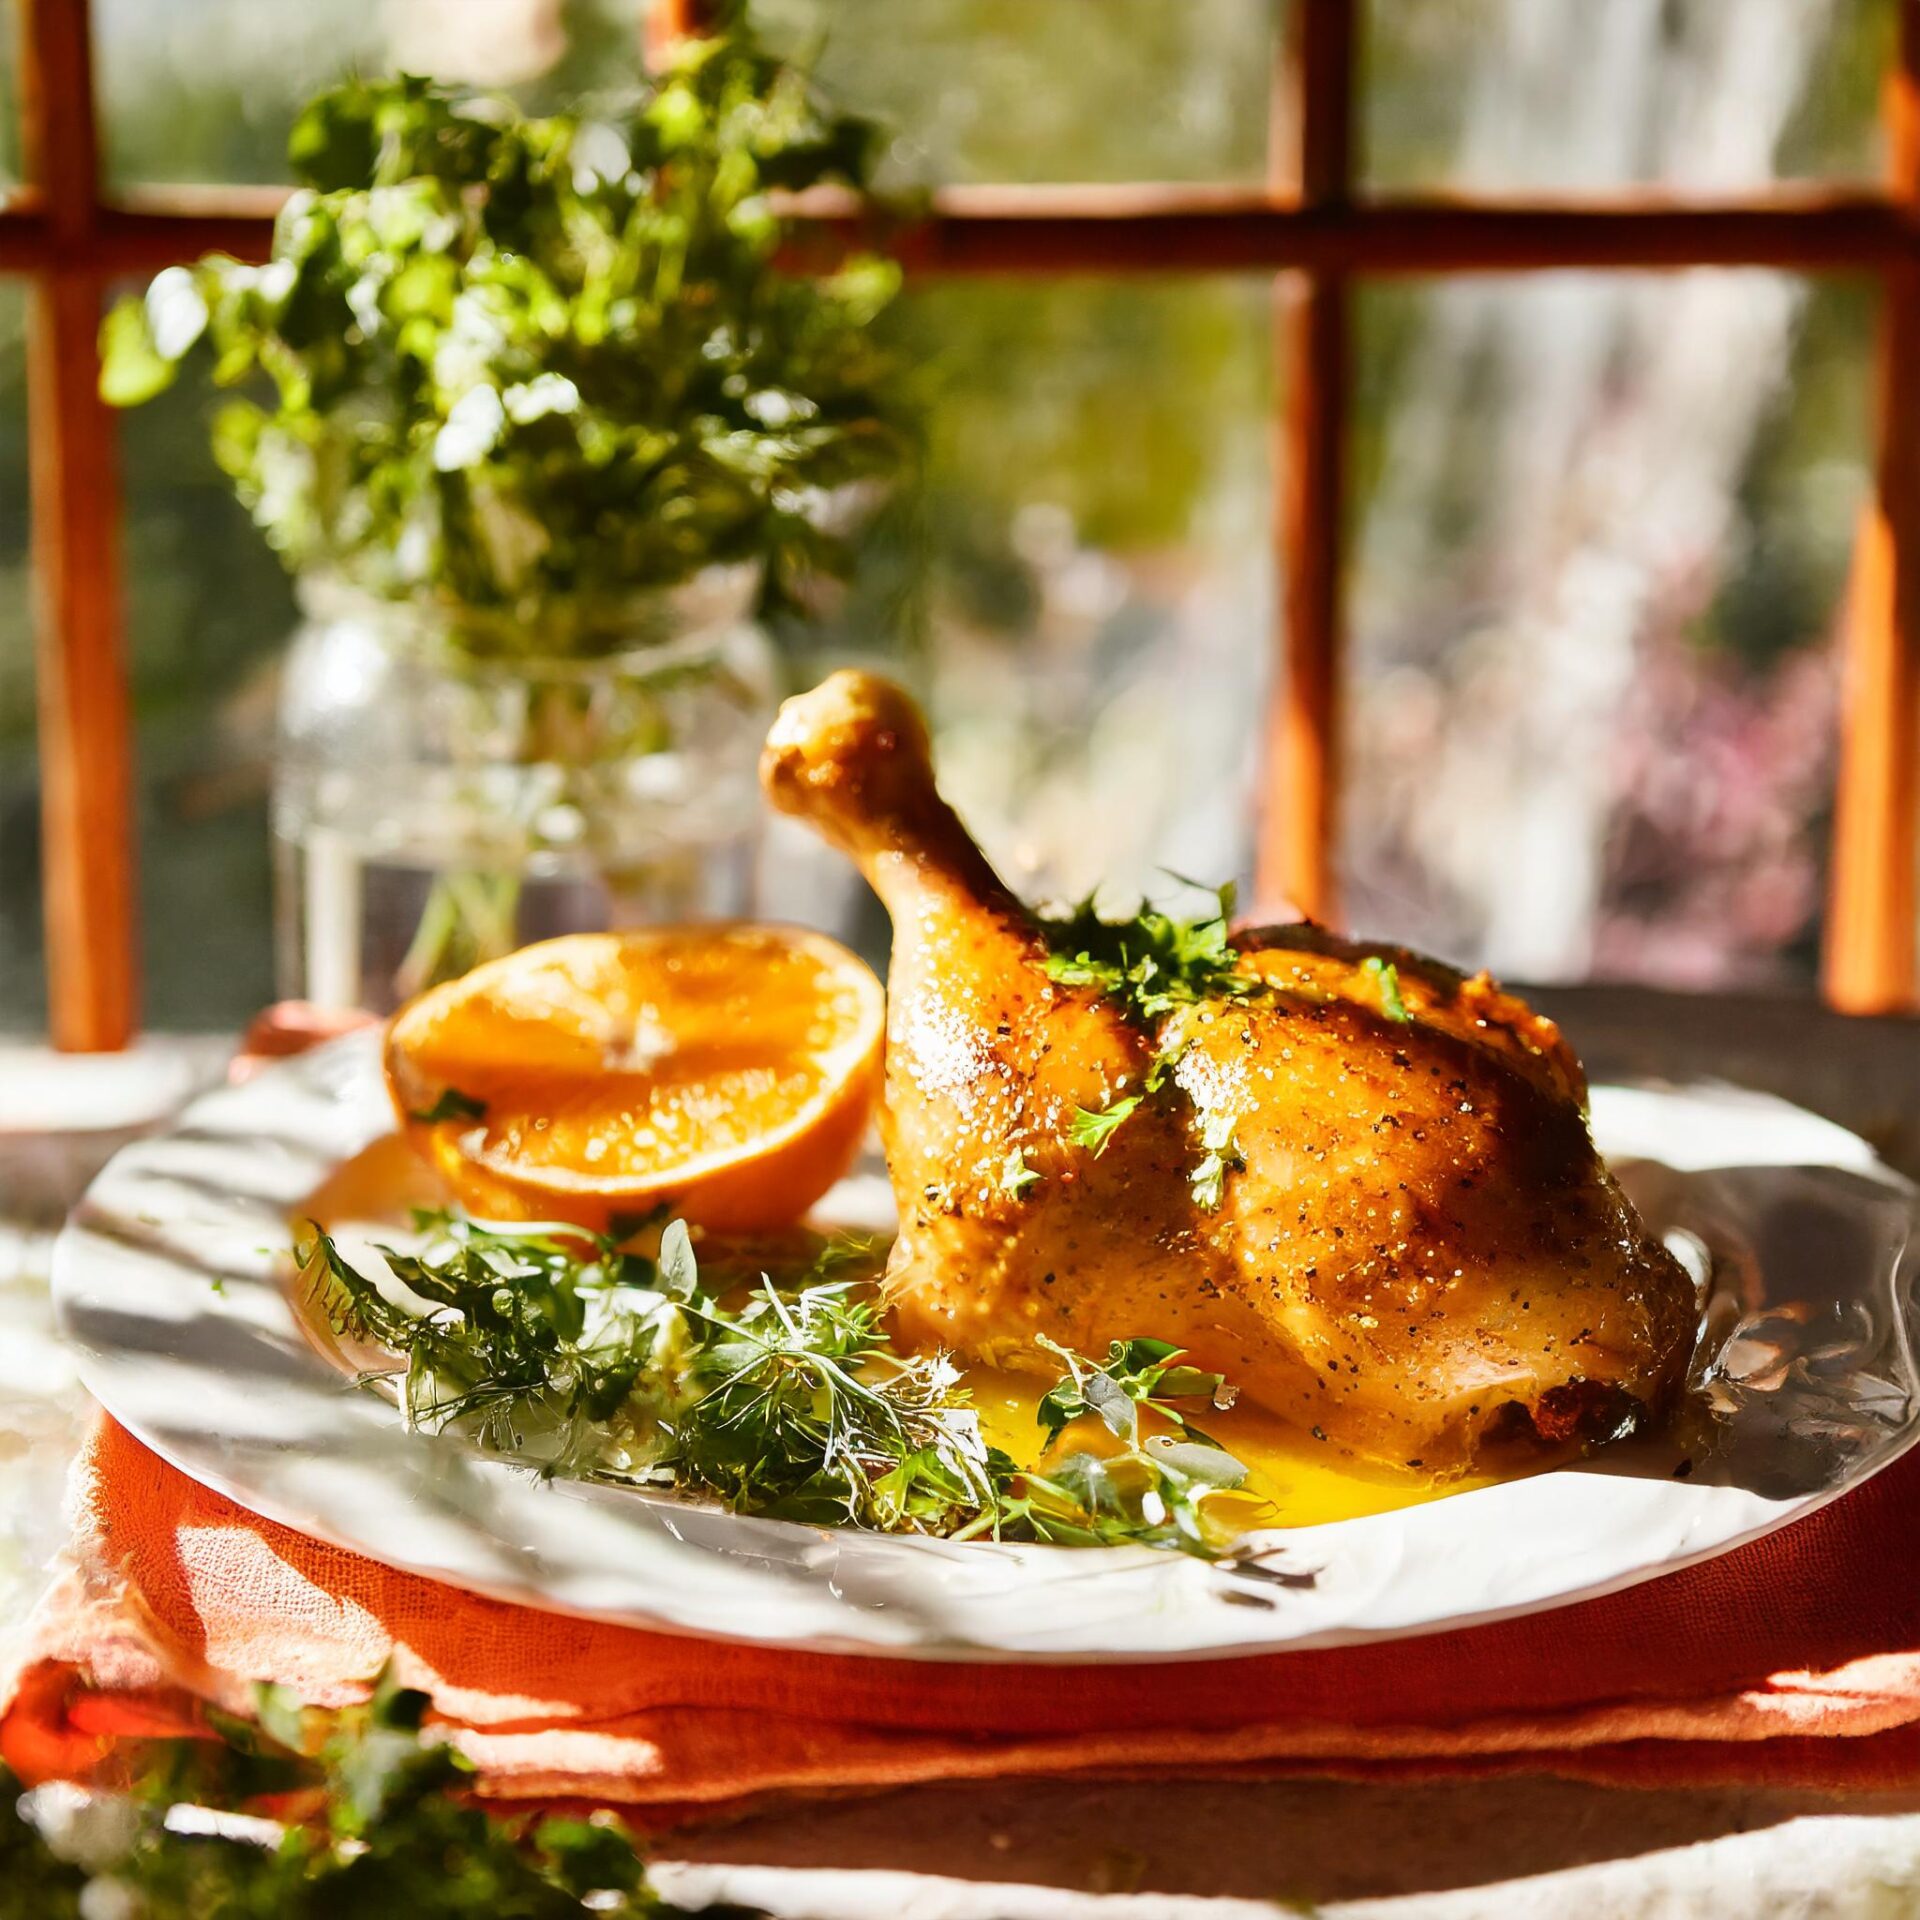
[1825,0,1920,1013]
[1256,0,1354,926]
[2,188,1912,279]
[19,0,138,1050]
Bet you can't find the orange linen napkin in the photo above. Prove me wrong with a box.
[7,1413,1920,1819]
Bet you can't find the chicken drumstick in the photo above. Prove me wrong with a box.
[762,671,1697,1474]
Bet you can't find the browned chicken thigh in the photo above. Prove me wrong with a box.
[762,671,1698,1474]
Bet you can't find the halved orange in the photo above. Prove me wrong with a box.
[384,925,885,1233]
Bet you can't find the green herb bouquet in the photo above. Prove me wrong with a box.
[101,12,908,652]
[98,8,913,1008]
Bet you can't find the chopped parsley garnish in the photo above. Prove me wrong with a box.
[998,1146,1042,1199]
[1070,1038,1184,1157]
[1362,954,1410,1022]
[406,1087,488,1124]
[1042,882,1261,1204]
[302,1213,1256,1558]
[1069,1094,1141,1156]
[1041,881,1259,1024]
[1190,1111,1245,1213]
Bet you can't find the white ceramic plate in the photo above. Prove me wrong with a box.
[51,1029,1920,1662]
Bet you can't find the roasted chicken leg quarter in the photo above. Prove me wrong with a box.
[761,671,1699,1474]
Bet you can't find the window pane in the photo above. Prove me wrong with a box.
[1363,0,1892,193]
[764,277,1276,936]
[759,0,1276,187]
[1344,271,1874,991]
[96,0,1277,189]
[0,283,37,1034]
[95,0,652,186]
[95,0,388,186]
[117,299,294,1030]
[0,1,20,186]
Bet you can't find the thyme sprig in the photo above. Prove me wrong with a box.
[1035,1334,1238,1446]
[1001,1335,1251,1554]
[666,1275,1000,1530]
[305,1211,673,1478]
[301,1213,1257,1557]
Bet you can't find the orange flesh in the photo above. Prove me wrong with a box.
[478,1059,830,1178]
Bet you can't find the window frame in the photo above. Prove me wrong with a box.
[7,0,1917,1048]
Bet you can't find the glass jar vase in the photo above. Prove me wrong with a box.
[273,568,777,1013]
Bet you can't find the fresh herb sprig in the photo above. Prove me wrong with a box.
[303,1213,1259,1557]
[305,1211,675,1478]
[3,1671,724,1917]
[1035,1334,1239,1446]
[667,1271,1000,1530]
[997,1335,1252,1554]
[306,1212,989,1528]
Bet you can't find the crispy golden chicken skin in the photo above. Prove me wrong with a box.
[762,670,1698,1474]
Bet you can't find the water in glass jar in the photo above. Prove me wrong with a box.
[274,831,757,1015]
